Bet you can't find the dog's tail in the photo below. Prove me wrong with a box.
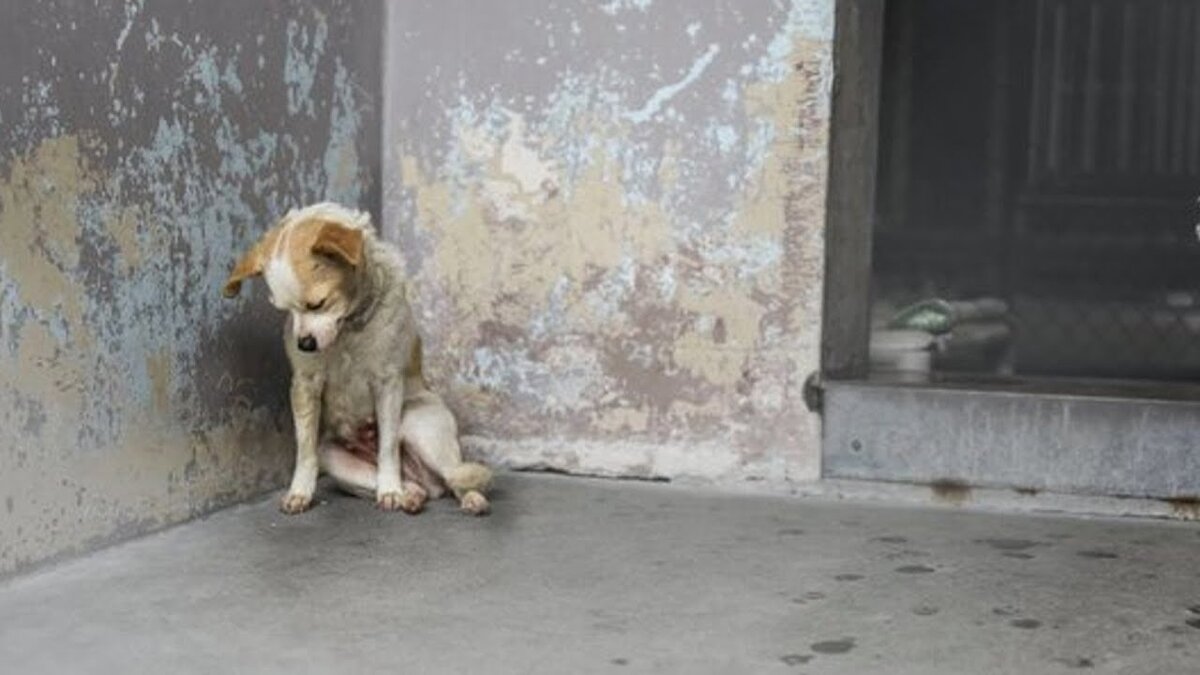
[445,462,493,497]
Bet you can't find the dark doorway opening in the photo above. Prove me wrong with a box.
[820,0,1200,500]
[871,0,1200,384]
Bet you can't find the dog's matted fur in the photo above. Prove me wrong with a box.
[223,202,491,515]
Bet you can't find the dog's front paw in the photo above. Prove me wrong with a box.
[376,490,406,512]
[376,486,426,514]
[280,491,313,514]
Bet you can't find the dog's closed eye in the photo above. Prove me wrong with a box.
[305,298,327,311]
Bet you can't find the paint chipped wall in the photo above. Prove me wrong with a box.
[0,0,381,576]
[384,1,832,484]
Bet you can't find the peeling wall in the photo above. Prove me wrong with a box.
[0,0,381,576]
[384,1,832,484]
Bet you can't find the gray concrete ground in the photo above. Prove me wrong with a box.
[1,474,1199,674]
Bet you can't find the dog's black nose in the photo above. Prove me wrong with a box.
[297,335,318,352]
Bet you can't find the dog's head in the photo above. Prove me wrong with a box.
[223,203,371,353]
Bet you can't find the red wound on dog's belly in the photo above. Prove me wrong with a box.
[334,421,448,498]
[339,423,380,466]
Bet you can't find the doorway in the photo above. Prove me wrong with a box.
[822,0,1200,498]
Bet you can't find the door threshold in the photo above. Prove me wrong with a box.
[823,379,1200,500]
[798,477,1200,522]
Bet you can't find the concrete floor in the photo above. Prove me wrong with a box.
[1,475,1199,674]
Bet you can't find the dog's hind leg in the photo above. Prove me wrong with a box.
[400,391,492,515]
[319,441,375,500]
[319,441,427,511]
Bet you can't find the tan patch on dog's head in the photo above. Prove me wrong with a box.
[266,217,362,308]
[223,203,371,352]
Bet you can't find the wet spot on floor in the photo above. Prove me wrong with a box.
[834,573,864,582]
[779,654,813,666]
[1186,618,1200,630]
[1077,550,1119,559]
[811,638,856,655]
[777,528,805,536]
[872,536,908,544]
[895,565,935,574]
[976,538,1039,551]
[884,549,932,561]
[1002,552,1035,560]
[912,605,939,616]
[1010,619,1042,629]
[610,658,628,666]
[791,591,827,605]
[1187,605,1200,615]
[1055,657,1095,669]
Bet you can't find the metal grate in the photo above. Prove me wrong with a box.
[873,0,1200,382]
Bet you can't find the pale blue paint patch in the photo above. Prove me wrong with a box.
[584,256,638,320]
[536,71,624,192]
[753,0,834,81]
[709,123,738,154]
[529,275,572,341]
[0,267,27,356]
[437,96,497,217]
[284,16,329,117]
[143,18,183,53]
[741,116,776,181]
[600,0,653,16]
[721,79,739,105]
[16,80,63,148]
[323,58,363,206]
[624,43,720,124]
[656,265,676,301]
[113,0,143,53]
[704,237,785,280]
[466,344,603,414]
[181,45,244,112]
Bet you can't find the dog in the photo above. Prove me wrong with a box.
[222,202,491,515]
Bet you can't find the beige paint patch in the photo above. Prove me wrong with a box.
[401,135,676,341]
[0,136,95,344]
[145,350,171,414]
[0,138,100,426]
[105,207,143,270]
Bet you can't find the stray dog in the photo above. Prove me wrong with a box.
[222,202,491,515]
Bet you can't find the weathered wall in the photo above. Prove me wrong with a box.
[385,1,833,484]
[0,0,381,576]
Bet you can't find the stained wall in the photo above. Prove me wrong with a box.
[0,0,381,576]
[384,1,833,484]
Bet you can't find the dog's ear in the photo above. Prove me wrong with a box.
[312,221,364,268]
[222,228,279,298]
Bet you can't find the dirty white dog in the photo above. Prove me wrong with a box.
[222,202,491,515]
